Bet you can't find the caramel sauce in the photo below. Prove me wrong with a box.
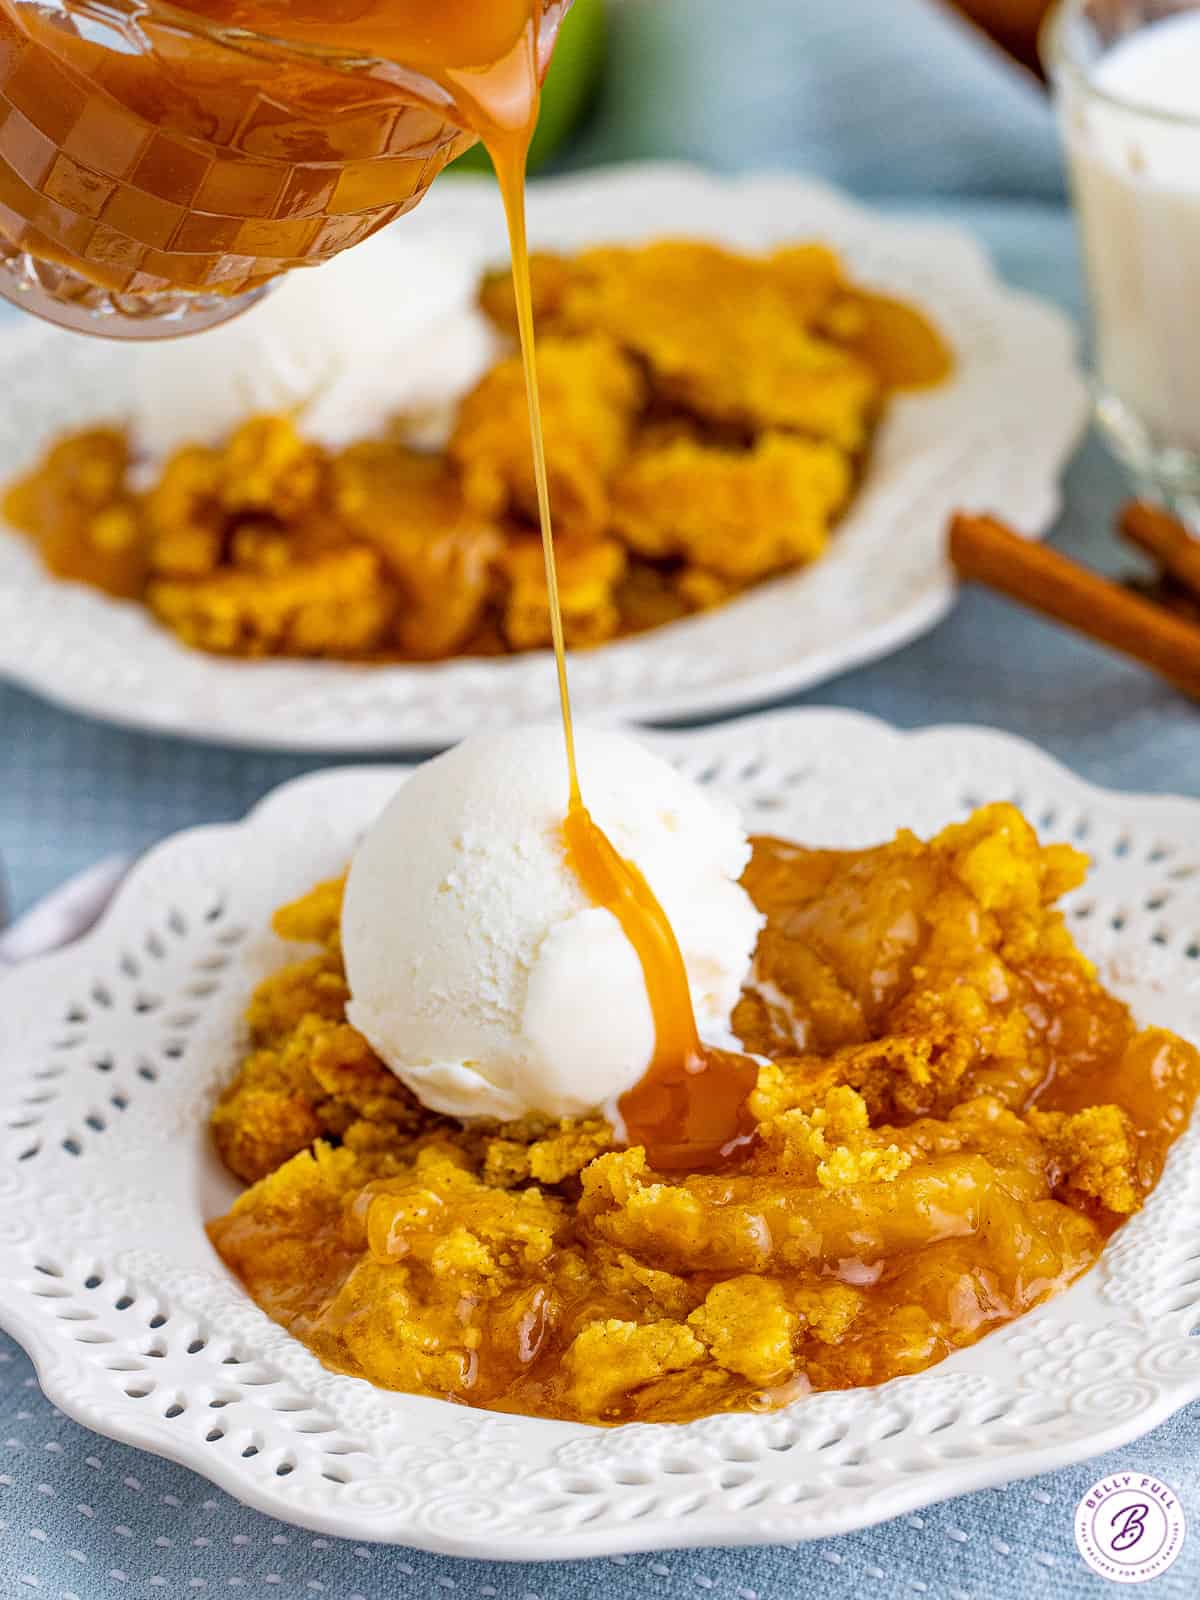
[0,1,554,300]
[174,0,538,69]
[562,802,759,1169]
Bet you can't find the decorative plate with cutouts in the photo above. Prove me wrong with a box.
[0,165,1087,751]
[2,711,1198,1558]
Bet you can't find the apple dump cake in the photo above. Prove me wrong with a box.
[4,240,950,662]
[207,743,1198,1424]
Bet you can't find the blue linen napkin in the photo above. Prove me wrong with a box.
[3,3,1199,1598]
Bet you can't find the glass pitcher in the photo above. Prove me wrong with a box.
[0,0,566,339]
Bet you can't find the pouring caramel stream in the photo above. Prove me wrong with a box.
[443,4,754,1169]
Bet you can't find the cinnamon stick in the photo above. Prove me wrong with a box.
[1119,501,1200,600]
[948,512,1200,701]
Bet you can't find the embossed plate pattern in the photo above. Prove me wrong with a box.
[2,710,1198,1557]
[0,166,1087,750]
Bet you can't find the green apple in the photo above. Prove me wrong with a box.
[451,0,607,175]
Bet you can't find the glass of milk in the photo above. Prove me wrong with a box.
[1045,0,1200,521]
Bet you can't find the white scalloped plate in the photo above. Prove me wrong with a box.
[1,711,1199,1558]
[0,165,1087,751]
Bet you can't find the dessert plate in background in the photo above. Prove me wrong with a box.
[0,165,1087,751]
[1,710,1198,1556]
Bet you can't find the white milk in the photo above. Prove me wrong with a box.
[1064,12,1200,459]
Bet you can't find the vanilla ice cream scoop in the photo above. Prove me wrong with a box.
[341,726,763,1122]
[131,223,496,463]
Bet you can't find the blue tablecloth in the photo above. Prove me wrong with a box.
[1,2,1197,1596]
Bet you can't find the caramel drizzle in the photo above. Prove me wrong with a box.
[424,6,755,1168]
